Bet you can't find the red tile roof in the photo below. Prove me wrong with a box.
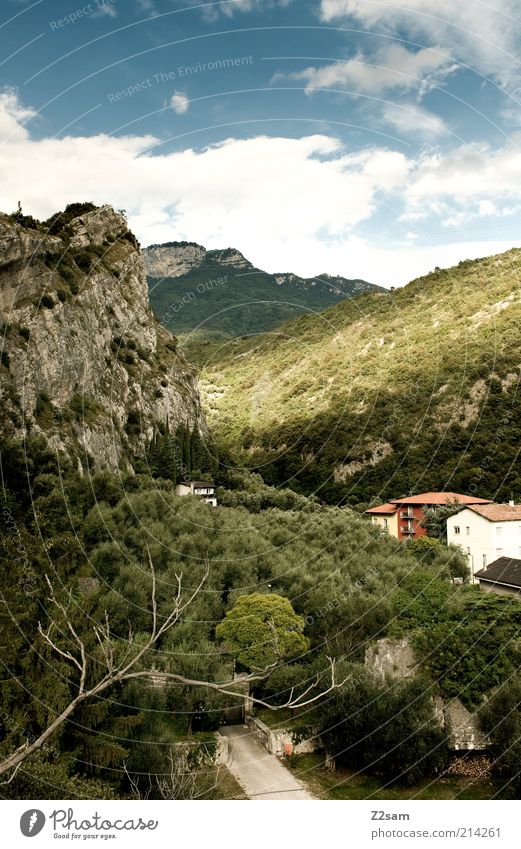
[366,503,396,514]
[390,492,492,506]
[467,503,521,522]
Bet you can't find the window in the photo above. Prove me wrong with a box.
[384,518,388,529]
[466,526,470,535]
[466,547,471,555]
[454,526,460,535]
[496,549,503,556]
[496,526,503,536]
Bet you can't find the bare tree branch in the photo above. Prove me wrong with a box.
[0,557,344,780]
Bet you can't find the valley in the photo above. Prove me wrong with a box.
[1,205,521,804]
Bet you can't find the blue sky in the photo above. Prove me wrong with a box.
[1,0,521,284]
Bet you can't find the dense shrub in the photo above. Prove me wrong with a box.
[317,671,448,784]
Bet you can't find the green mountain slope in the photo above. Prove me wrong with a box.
[197,249,521,505]
[145,241,383,342]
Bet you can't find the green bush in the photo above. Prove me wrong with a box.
[317,671,448,784]
[480,676,521,795]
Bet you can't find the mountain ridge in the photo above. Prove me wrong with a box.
[144,240,384,342]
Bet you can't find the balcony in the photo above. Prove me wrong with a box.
[401,526,415,535]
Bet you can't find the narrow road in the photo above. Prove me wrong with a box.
[220,725,314,800]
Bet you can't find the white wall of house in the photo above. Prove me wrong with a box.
[174,483,217,507]
[447,509,521,582]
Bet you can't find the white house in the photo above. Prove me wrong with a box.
[447,502,521,582]
[174,480,217,507]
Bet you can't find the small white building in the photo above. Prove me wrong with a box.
[175,480,217,507]
[447,502,521,582]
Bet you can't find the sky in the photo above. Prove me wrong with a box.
[1,0,521,285]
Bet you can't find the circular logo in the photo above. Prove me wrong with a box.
[20,810,46,837]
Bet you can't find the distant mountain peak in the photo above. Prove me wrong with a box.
[205,248,253,270]
[145,239,384,342]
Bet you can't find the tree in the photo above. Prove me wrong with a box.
[480,676,521,795]
[421,500,462,541]
[317,671,448,785]
[0,561,341,782]
[215,592,309,671]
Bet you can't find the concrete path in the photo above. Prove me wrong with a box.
[219,725,314,800]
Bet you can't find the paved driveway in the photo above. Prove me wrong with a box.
[220,725,314,800]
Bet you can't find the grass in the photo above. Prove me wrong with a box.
[210,766,247,800]
[288,754,506,801]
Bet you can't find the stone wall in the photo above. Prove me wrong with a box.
[247,716,316,757]
[365,637,490,751]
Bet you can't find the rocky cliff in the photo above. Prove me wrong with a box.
[143,241,253,279]
[145,240,382,344]
[0,204,207,471]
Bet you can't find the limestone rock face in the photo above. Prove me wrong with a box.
[205,248,252,270]
[144,242,207,279]
[444,698,490,751]
[364,637,418,679]
[69,204,129,250]
[0,206,207,471]
[143,242,253,279]
[365,637,491,751]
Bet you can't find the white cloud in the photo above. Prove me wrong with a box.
[284,44,457,96]
[93,2,117,17]
[0,94,410,249]
[170,91,190,114]
[319,0,521,88]
[406,140,521,211]
[0,88,36,142]
[135,0,157,14]
[380,102,449,137]
[0,92,520,286]
[185,0,294,19]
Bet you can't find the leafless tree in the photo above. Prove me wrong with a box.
[124,747,226,801]
[0,552,348,780]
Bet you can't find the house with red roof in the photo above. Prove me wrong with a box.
[366,492,492,542]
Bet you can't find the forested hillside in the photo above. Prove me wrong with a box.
[4,436,521,798]
[197,249,521,505]
[145,241,383,343]
[0,434,473,799]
